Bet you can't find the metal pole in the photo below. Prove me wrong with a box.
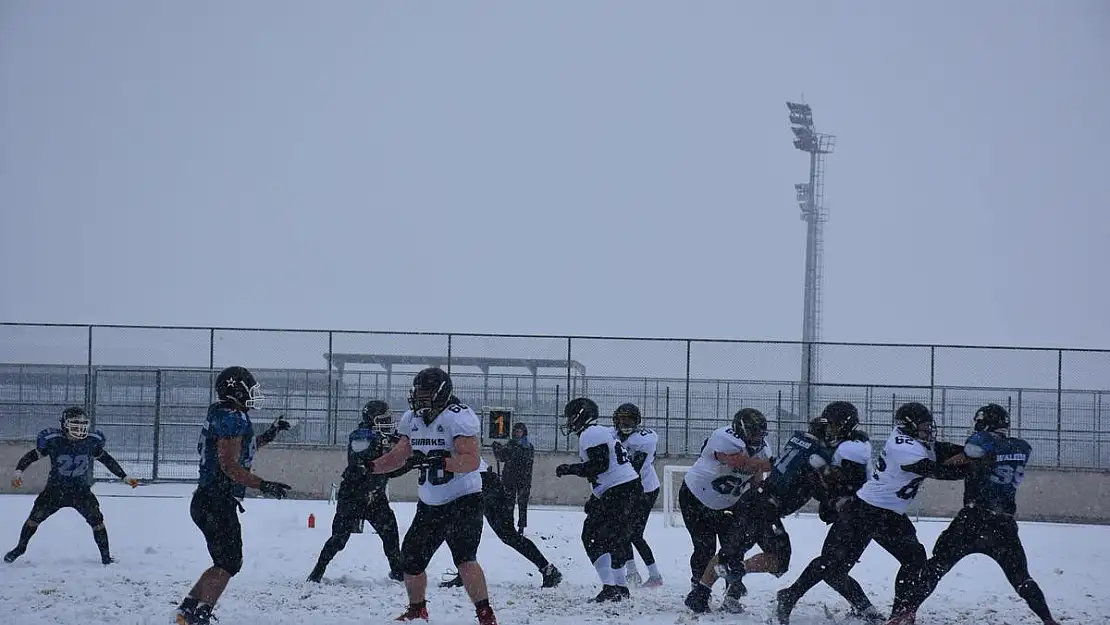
[566,337,572,401]
[929,346,936,412]
[327,331,334,446]
[664,386,671,456]
[446,334,453,375]
[152,370,162,481]
[1057,350,1063,467]
[86,326,93,415]
[208,328,216,404]
[684,340,691,456]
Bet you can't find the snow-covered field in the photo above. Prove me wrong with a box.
[0,483,1104,625]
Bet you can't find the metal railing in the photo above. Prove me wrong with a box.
[2,322,1108,480]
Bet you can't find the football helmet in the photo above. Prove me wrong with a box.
[562,397,599,436]
[215,366,264,410]
[895,402,935,444]
[973,403,1010,433]
[361,400,393,434]
[409,367,453,425]
[612,403,642,435]
[732,408,768,450]
[61,406,90,440]
[809,401,860,445]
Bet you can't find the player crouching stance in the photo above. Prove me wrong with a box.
[556,397,642,603]
[368,367,498,625]
[5,406,139,565]
[176,366,292,625]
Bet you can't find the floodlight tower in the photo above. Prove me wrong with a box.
[787,101,836,421]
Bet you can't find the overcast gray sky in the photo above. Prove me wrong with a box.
[2,1,1108,364]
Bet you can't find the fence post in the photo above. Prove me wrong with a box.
[1016,388,1023,435]
[208,328,215,404]
[664,386,671,456]
[85,325,93,415]
[554,384,561,453]
[152,370,162,481]
[928,346,936,412]
[565,337,572,402]
[447,334,453,375]
[684,340,691,456]
[1057,349,1063,467]
[327,331,334,446]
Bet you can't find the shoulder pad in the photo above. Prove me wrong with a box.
[846,430,870,443]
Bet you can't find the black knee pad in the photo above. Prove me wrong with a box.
[216,553,243,577]
[1016,578,1039,598]
[401,551,426,576]
[85,509,105,527]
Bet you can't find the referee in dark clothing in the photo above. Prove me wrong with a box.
[492,422,534,534]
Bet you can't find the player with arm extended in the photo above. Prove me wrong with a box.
[490,421,534,535]
[308,400,410,583]
[175,366,292,625]
[774,401,886,624]
[886,404,1060,625]
[678,408,773,612]
[610,402,664,588]
[367,368,498,625]
[555,397,642,603]
[439,454,563,589]
[771,402,967,625]
[4,406,140,566]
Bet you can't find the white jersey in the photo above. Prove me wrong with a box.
[611,426,661,493]
[397,403,483,506]
[857,428,933,514]
[478,457,490,472]
[683,426,772,510]
[578,424,639,497]
[833,439,873,470]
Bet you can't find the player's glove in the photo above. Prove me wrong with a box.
[259,479,292,499]
[11,470,23,489]
[555,464,571,477]
[121,475,140,488]
[273,416,291,431]
[411,451,447,473]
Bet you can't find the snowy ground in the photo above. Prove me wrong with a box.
[0,483,1104,625]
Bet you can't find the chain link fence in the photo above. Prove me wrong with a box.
[2,323,1108,480]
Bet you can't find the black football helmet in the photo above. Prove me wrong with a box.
[61,406,90,440]
[613,403,642,436]
[215,366,263,410]
[562,397,599,436]
[895,402,935,444]
[409,367,453,424]
[973,403,1010,433]
[809,401,860,445]
[361,400,393,433]
[732,408,768,450]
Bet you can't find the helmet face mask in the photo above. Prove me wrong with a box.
[62,406,90,440]
[361,400,392,434]
[612,403,642,436]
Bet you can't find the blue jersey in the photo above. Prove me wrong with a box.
[36,428,106,490]
[197,402,256,498]
[335,427,395,500]
[762,431,835,515]
[963,430,1031,515]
